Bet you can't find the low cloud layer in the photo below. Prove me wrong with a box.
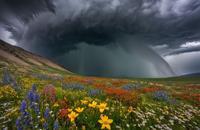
[0,0,200,77]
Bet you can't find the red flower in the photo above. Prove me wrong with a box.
[43,84,56,103]
[103,87,138,103]
[58,108,69,118]
[141,87,160,93]
[57,98,68,108]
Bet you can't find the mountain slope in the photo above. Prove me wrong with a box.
[0,40,71,74]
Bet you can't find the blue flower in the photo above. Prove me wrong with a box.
[33,93,40,102]
[16,117,23,130]
[20,100,27,112]
[31,84,37,92]
[28,87,40,103]
[2,69,12,85]
[122,83,142,90]
[44,122,48,130]
[34,104,40,115]
[44,107,50,119]
[2,69,20,90]
[53,120,59,130]
[153,91,169,101]
[28,90,34,101]
[62,83,85,91]
[88,89,102,97]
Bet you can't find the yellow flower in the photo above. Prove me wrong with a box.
[68,108,73,112]
[127,106,134,113]
[40,118,45,123]
[88,101,97,108]
[68,111,79,122]
[53,102,59,108]
[98,115,113,130]
[81,100,88,105]
[98,103,109,113]
[82,125,86,130]
[75,107,84,113]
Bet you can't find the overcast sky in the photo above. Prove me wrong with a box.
[0,0,200,77]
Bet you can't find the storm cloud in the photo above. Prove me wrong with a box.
[0,0,200,77]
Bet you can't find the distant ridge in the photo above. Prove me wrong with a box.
[180,72,200,77]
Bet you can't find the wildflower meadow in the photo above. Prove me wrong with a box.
[0,68,200,130]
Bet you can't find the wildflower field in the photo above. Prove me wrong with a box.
[0,64,200,130]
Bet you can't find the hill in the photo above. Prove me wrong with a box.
[181,72,200,77]
[0,40,71,74]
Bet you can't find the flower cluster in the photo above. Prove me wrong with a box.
[122,83,142,90]
[0,85,17,100]
[43,84,56,103]
[1,69,20,91]
[28,85,40,115]
[62,83,85,91]
[153,91,169,102]
[88,89,102,97]
[16,100,33,130]
[16,85,60,130]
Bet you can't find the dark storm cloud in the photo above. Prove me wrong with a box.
[0,0,54,23]
[1,0,200,77]
[163,46,200,56]
[1,0,200,53]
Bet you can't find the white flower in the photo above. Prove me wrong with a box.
[126,124,130,127]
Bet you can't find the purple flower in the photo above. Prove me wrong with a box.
[34,104,40,115]
[44,107,50,119]
[16,117,23,130]
[27,86,41,115]
[88,89,102,97]
[31,84,37,92]
[153,91,169,101]
[62,83,85,90]
[20,100,27,112]
[28,91,34,102]
[33,93,40,102]
[44,122,48,130]
[122,83,142,90]
[53,120,59,130]
[2,69,20,90]
[28,88,40,103]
